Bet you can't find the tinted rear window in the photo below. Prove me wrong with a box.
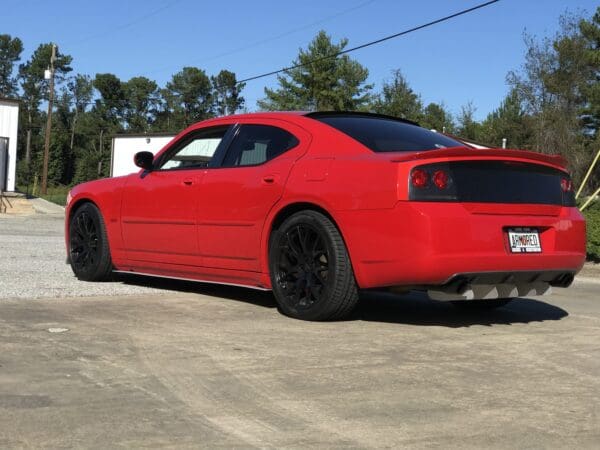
[312,114,463,152]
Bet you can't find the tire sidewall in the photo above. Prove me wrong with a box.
[269,211,343,320]
[69,203,111,281]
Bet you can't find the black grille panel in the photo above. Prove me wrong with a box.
[409,161,575,206]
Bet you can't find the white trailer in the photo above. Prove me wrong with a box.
[0,97,20,192]
[110,133,175,177]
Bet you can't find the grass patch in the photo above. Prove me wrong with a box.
[39,185,70,206]
[17,184,70,207]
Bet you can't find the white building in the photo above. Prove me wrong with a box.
[0,97,19,192]
[110,133,174,177]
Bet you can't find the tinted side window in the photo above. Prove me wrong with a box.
[313,115,463,152]
[222,125,299,167]
[158,126,229,170]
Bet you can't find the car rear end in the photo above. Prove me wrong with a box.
[308,113,586,300]
[396,153,584,300]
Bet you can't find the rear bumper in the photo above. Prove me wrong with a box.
[337,202,586,289]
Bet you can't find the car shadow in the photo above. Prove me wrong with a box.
[354,290,569,327]
[113,273,278,310]
[114,273,568,327]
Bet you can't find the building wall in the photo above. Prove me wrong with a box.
[0,100,19,191]
[111,135,174,177]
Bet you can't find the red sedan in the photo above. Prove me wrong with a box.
[65,112,586,320]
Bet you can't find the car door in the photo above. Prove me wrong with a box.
[197,120,310,272]
[121,125,231,268]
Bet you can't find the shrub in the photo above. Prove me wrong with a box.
[583,201,600,262]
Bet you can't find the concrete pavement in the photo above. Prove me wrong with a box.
[0,281,598,448]
[1,201,599,448]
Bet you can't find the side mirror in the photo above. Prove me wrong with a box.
[134,151,154,171]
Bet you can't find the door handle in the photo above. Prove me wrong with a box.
[262,175,278,184]
[183,178,193,186]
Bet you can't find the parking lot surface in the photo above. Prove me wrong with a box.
[1,205,599,448]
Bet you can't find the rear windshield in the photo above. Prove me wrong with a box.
[312,114,463,152]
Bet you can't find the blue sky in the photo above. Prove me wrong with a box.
[4,0,598,120]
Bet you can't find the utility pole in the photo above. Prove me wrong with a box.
[41,44,57,195]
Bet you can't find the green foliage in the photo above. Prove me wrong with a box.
[9,36,249,188]
[165,67,213,127]
[583,202,600,261]
[456,102,482,141]
[16,159,34,188]
[19,43,73,102]
[371,70,422,121]
[8,9,600,193]
[479,89,532,148]
[123,76,159,132]
[38,184,70,206]
[93,73,126,122]
[507,8,600,186]
[212,70,245,116]
[420,102,455,133]
[0,34,23,96]
[259,30,372,111]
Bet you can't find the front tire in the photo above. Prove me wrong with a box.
[269,211,358,321]
[69,202,112,281]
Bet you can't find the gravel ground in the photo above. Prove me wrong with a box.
[0,212,165,299]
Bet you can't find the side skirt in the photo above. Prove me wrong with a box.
[113,270,272,291]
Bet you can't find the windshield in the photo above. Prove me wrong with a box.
[311,114,463,152]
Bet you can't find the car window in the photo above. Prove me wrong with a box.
[310,113,463,152]
[222,125,299,167]
[158,127,229,170]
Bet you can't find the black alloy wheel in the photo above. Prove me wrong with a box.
[69,202,112,281]
[269,210,358,321]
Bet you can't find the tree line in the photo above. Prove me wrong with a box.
[0,6,598,191]
[0,40,245,186]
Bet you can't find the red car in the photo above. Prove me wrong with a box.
[65,112,586,320]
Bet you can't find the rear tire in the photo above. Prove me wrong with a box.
[69,202,112,281]
[451,298,513,310]
[269,211,358,321]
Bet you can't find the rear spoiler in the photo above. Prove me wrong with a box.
[387,147,568,170]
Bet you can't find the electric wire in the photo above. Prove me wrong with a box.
[65,0,183,48]
[235,0,501,85]
[147,0,379,75]
[17,0,501,106]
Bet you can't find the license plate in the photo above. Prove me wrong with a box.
[508,228,542,253]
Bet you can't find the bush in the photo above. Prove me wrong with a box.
[583,201,600,261]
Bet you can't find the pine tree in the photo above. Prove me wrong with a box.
[259,31,372,111]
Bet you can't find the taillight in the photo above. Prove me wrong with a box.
[410,167,451,190]
[409,164,456,201]
[432,170,449,189]
[561,178,573,192]
[560,176,576,207]
[411,169,429,188]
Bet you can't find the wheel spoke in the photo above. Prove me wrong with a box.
[70,210,102,272]
[275,223,331,311]
[286,231,302,257]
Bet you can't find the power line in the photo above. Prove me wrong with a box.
[66,0,183,48]
[236,0,501,85]
[147,0,379,76]
[17,0,501,107]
